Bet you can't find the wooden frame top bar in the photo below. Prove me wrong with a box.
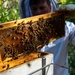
[0,12,64,30]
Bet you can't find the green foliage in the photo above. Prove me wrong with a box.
[58,0,75,4]
[66,17,75,24]
[68,43,75,75]
[0,0,20,24]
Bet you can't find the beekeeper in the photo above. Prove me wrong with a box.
[18,0,75,75]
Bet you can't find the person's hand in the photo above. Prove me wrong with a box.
[56,4,75,18]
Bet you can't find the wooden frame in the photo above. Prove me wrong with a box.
[0,11,65,72]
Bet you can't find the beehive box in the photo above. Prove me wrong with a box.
[0,52,53,75]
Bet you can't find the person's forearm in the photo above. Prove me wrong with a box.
[57,4,75,18]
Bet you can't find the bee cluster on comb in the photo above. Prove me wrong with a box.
[0,14,65,59]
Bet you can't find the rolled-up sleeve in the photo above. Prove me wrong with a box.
[66,21,75,45]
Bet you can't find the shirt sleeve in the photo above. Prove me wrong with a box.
[65,21,75,45]
[50,0,59,12]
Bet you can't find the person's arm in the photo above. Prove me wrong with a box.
[57,4,75,45]
[65,21,75,45]
[57,4,75,18]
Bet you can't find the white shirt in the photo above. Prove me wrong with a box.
[40,21,75,75]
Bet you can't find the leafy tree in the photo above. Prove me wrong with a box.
[0,0,20,23]
[58,0,75,4]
